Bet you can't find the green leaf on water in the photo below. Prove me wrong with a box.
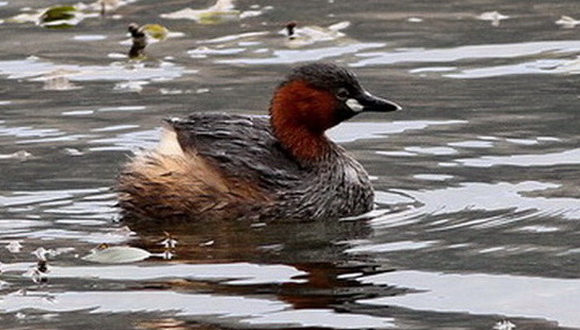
[40,5,77,23]
[141,24,169,40]
[197,10,240,24]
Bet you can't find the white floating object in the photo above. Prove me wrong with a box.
[556,15,580,28]
[199,240,214,247]
[5,241,23,253]
[32,247,51,261]
[73,35,107,41]
[82,246,151,264]
[493,320,516,330]
[407,17,423,23]
[239,10,262,19]
[477,11,509,27]
[327,21,350,31]
[160,0,240,23]
[113,80,149,92]
[0,150,32,160]
[63,148,84,156]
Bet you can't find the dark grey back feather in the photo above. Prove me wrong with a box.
[167,113,374,220]
[167,114,302,191]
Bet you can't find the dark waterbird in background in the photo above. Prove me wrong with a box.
[128,23,147,59]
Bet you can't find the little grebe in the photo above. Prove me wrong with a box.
[117,63,401,222]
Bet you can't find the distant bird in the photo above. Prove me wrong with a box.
[281,21,351,47]
[286,21,297,39]
[128,23,147,59]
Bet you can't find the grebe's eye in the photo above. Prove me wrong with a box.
[336,88,349,101]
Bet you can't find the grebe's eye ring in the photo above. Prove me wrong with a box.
[336,88,349,101]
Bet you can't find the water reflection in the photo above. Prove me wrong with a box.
[0,211,403,329]
[0,289,396,329]
[358,270,580,328]
[370,181,580,229]
[353,40,580,67]
[456,148,580,167]
[128,215,373,264]
[218,43,385,65]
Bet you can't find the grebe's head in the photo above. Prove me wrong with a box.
[270,63,401,160]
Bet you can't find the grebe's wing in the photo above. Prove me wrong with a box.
[163,113,302,190]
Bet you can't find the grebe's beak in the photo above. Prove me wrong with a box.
[346,91,402,113]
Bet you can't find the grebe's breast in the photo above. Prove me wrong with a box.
[276,145,375,219]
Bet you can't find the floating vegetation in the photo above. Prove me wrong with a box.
[141,24,169,41]
[160,0,271,24]
[40,5,80,28]
[7,0,132,28]
[8,5,94,29]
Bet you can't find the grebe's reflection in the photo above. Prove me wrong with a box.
[126,215,401,310]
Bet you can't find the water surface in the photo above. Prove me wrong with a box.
[1,0,579,329]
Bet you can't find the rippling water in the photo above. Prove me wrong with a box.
[1,0,579,329]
